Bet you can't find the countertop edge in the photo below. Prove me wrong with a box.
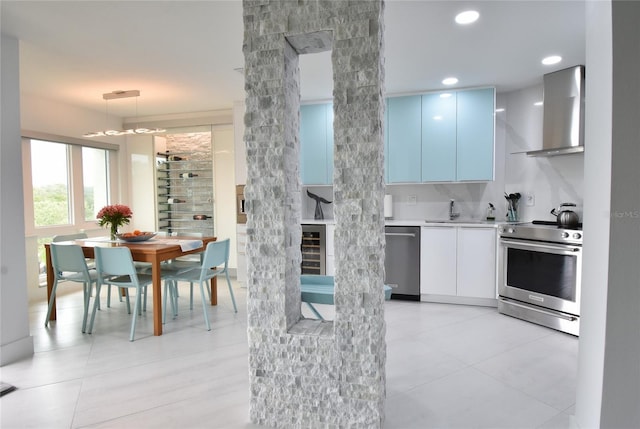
[301,219,519,228]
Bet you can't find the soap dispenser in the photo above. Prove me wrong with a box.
[486,203,495,221]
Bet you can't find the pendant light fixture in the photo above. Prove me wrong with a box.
[83,90,166,138]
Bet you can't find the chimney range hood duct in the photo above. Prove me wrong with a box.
[527,65,585,157]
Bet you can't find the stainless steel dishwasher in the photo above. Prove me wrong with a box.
[385,226,420,301]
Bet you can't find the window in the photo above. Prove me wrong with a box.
[30,140,72,226]
[27,139,113,228]
[22,135,118,286]
[82,146,110,221]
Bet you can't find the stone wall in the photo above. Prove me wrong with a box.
[243,1,386,426]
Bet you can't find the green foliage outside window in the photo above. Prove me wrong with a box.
[33,184,69,227]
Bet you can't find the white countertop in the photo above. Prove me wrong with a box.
[302,218,516,228]
[388,219,502,228]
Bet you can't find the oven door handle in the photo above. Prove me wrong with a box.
[500,238,581,254]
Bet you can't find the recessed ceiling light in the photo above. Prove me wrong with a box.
[433,115,443,121]
[442,77,458,85]
[534,101,544,106]
[455,10,479,25]
[440,93,453,98]
[541,55,562,65]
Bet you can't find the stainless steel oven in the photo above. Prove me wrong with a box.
[498,222,582,336]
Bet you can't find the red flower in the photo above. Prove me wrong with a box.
[97,204,133,228]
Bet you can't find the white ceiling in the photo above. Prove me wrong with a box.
[1,0,585,119]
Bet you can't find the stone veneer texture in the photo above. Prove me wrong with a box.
[243,0,386,427]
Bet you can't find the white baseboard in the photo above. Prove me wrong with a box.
[1,335,34,366]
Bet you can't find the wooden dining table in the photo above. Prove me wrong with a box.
[44,235,217,336]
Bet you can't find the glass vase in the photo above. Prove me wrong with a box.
[110,224,119,240]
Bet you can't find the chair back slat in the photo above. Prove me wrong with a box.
[51,243,90,274]
[52,233,88,242]
[200,239,229,279]
[95,247,137,279]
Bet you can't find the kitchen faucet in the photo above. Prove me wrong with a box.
[449,199,460,220]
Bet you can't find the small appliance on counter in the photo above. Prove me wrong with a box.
[550,202,580,228]
[486,203,495,221]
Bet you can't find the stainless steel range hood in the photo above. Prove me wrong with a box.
[527,65,585,157]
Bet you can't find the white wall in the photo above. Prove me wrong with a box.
[127,134,157,233]
[576,1,640,427]
[502,84,584,222]
[213,126,237,268]
[1,34,34,365]
[233,101,247,185]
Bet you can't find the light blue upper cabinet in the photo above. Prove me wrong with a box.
[325,105,334,183]
[387,95,422,183]
[300,103,333,185]
[384,99,390,184]
[421,92,457,182]
[456,88,495,181]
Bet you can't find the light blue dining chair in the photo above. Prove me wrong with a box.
[136,232,205,322]
[87,246,153,341]
[52,232,95,269]
[52,232,88,242]
[163,239,237,330]
[46,243,98,333]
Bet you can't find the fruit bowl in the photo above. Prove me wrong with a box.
[116,232,157,242]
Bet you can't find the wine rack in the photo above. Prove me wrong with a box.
[301,224,326,275]
[156,151,214,236]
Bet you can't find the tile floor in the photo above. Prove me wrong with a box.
[1,280,578,428]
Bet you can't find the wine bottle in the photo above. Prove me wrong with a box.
[179,172,198,178]
[167,198,185,204]
[168,155,183,161]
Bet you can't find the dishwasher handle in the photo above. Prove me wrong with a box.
[385,232,417,238]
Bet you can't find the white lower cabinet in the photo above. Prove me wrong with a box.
[420,225,497,306]
[420,227,457,295]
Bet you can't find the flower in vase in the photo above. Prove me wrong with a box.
[97,204,133,239]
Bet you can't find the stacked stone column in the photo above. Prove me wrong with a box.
[243,1,386,426]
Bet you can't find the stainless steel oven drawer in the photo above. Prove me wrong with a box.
[498,297,579,336]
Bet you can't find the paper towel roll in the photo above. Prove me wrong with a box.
[384,194,393,218]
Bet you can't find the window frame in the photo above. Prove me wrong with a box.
[22,133,120,237]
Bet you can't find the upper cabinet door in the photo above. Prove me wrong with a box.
[325,105,334,184]
[300,104,332,185]
[421,92,457,182]
[384,99,390,184]
[387,95,422,183]
[456,88,495,181]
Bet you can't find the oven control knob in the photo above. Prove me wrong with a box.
[562,232,570,238]
[573,232,582,239]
